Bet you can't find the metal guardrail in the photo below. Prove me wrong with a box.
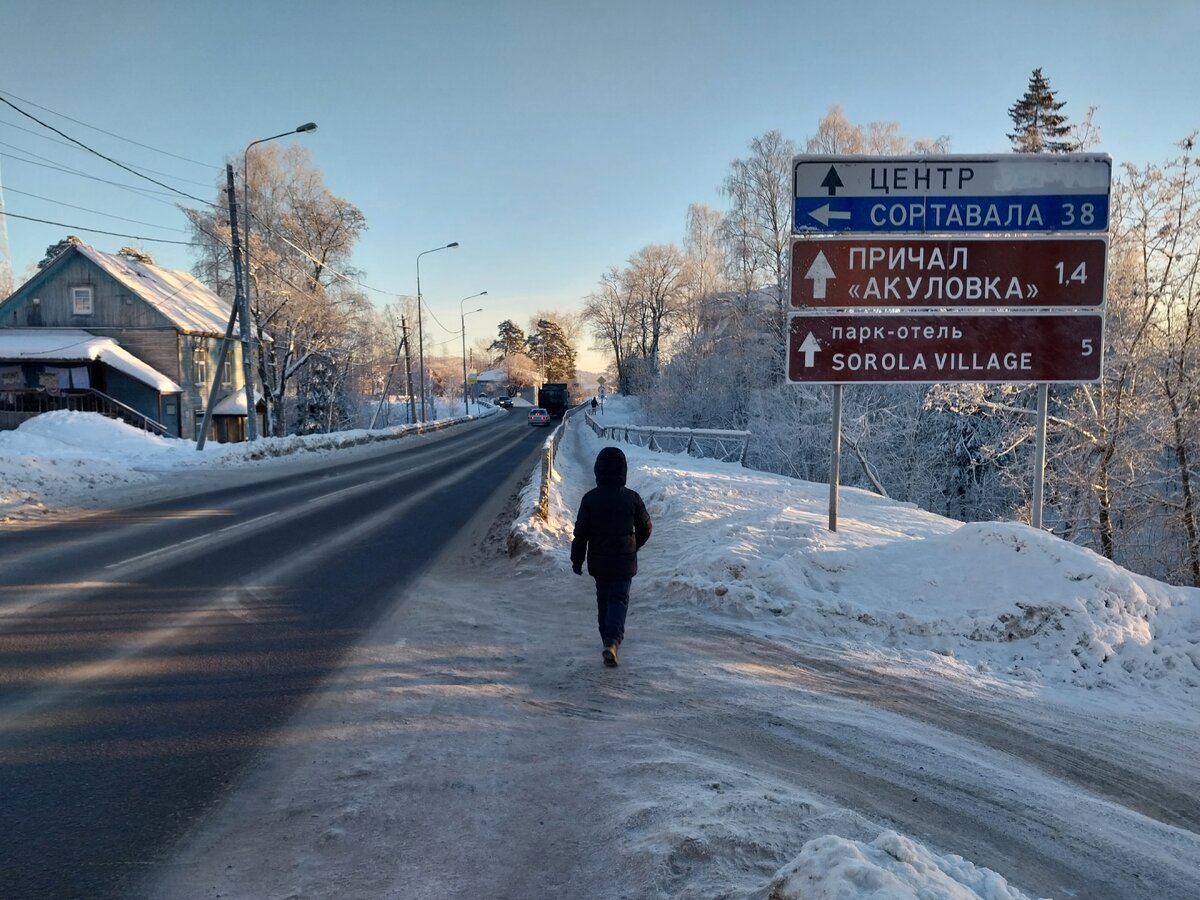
[536,404,585,521]
[583,412,751,465]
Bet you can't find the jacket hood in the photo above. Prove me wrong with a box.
[594,446,627,487]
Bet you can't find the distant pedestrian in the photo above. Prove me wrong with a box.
[571,447,652,667]
[591,397,598,411]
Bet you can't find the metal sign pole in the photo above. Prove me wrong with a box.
[829,383,843,532]
[1032,382,1049,529]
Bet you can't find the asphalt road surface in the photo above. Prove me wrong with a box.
[0,412,545,900]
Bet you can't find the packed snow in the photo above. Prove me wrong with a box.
[3,397,1198,898]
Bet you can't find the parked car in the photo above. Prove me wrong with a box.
[495,396,513,409]
[527,407,550,426]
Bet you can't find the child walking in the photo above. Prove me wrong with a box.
[571,446,652,667]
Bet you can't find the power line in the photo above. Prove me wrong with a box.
[0,89,216,169]
[0,115,221,188]
[0,148,202,205]
[0,96,413,308]
[3,186,189,232]
[0,94,210,206]
[0,210,194,245]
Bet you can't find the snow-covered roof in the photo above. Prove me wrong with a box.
[74,244,233,335]
[211,389,264,415]
[475,367,506,382]
[0,328,182,392]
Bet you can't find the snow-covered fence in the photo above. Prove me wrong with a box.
[537,405,586,520]
[584,413,750,466]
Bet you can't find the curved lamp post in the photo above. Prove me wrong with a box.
[240,121,317,440]
[415,242,458,422]
[459,291,487,415]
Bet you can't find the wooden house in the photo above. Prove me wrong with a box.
[0,243,263,441]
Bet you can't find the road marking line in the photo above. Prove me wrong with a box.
[307,482,377,504]
[106,512,279,569]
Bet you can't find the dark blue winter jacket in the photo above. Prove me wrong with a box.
[571,446,652,580]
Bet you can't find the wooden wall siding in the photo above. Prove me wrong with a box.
[83,327,186,383]
[3,256,179,330]
[104,367,179,435]
[178,335,250,433]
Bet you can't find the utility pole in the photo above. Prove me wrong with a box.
[370,329,407,430]
[197,166,249,450]
[401,315,416,425]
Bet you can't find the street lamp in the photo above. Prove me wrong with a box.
[415,242,458,422]
[459,291,487,415]
[240,121,317,440]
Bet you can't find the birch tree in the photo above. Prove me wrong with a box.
[185,144,366,435]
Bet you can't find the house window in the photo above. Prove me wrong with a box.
[220,358,233,389]
[72,286,94,315]
[193,346,208,385]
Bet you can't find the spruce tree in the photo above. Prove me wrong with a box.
[1007,68,1074,153]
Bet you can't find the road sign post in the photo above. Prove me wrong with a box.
[789,152,1112,532]
[790,236,1107,310]
[788,313,1103,384]
[794,154,1112,234]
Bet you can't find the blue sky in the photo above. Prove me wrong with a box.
[1,0,1197,369]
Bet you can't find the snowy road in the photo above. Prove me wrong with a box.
[139,407,1200,900]
[0,413,546,900]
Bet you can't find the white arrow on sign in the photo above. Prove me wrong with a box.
[808,204,852,226]
[804,251,836,299]
[799,332,822,367]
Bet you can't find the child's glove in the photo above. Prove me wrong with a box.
[572,563,583,576]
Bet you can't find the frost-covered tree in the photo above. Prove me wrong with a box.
[721,130,794,342]
[582,266,637,393]
[624,243,687,377]
[806,104,949,156]
[38,234,83,269]
[1007,68,1074,153]
[185,144,366,436]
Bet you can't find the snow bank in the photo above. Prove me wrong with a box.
[525,396,1200,700]
[764,831,1042,900]
[0,408,496,521]
[521,393,1199,899]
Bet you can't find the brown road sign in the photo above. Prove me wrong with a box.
[790,236,1107,310]
[787,313,1103,384]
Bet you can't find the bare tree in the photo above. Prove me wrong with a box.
[582,266,637,392]
[1141,138,1200,583]
[678,203,727,343]
[623,243,687,377]
[185,144,366,435]
[805,104,949,155]
[721,129,795,339]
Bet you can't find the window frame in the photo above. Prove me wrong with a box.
[71,285,94,315]
[192,345,208,386]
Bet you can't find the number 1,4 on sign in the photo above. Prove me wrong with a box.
[1056,261,1087,284]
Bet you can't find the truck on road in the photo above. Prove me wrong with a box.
[537,383,572,418]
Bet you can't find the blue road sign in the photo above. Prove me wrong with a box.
[793,154,1111,234]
